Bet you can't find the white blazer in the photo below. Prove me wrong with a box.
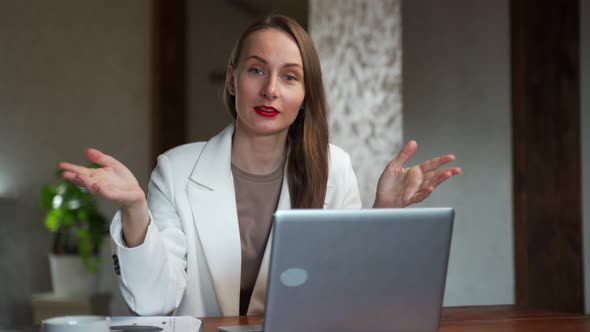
[110,124,362,317]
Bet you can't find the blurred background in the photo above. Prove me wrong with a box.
[0,0,588,330]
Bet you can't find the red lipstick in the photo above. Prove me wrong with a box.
[254,105,279,117]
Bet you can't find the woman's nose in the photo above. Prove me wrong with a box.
[261,77,279,99]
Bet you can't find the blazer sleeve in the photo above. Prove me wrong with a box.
[340,155,362,209]
[110,154,188,315]
[327,145,362,209]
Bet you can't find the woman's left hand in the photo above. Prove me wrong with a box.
[373,141,462,208]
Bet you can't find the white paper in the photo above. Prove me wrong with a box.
[109,316,202,332]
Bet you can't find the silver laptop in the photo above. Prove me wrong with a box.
[220,208,454,332]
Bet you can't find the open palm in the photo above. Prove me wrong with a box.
[373,141,461,208]
[58,148,145,209]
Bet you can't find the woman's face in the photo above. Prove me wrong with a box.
[227,28,305,138]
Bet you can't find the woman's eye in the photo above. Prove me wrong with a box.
[249,68,263,75]
[285,75,297,81]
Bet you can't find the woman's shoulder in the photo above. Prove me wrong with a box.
[327,144,354,176]
[159,124,234,164]
[161,141,207,160]
[328,143,352,164]
[152,142,208,178]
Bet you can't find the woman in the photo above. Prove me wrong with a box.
[59,14,461,317]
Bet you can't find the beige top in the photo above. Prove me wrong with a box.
[231,162,284,315]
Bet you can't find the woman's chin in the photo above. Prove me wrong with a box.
[237,119,290,138]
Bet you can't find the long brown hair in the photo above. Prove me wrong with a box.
[223,14,329,209]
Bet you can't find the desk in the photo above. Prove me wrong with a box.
[199,305,590,332]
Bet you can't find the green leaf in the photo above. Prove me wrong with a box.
[51,194,63,209]
[77,209,89,221]
[82,256,101,274]
[67,199,81,210]
[76,228,91,257]
[40,185,55,210]
[61,211,75,227]
[44,209,62,231]
[55,182,68,195]
[42,162,109,273]
[76,228,100,273]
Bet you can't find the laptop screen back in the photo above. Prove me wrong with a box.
[263,208,454,332]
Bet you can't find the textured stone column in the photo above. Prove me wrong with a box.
[309,0,403,207]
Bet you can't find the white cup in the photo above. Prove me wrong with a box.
[42,315,110,332]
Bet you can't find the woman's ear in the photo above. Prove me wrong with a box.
[226,64,236,96]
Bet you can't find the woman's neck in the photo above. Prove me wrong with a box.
[231,124,288,175]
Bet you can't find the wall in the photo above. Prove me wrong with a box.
[403,0,513,305]
[186,1,249,142]
[0,0,151,326]
[582,0,590,314]
[309,0,403,208]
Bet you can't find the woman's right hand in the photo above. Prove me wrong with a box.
[59,148,149,246]
[59,148,145,208]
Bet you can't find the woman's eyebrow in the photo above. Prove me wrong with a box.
[246,55,267,63]
[284,63,303,69]
[246,55,302,69]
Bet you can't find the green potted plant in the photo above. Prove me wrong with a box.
[41,164,108,295]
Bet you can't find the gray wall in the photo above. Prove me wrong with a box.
[0,0,151,327]
[582,0,590,314]
[187,1,248,142]
[403,0,513,305]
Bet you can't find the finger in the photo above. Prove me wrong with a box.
[62,171,92,189]
[423,167,461,190]
[411,187,434,204]
[86,148,114,167]
[424,170,451,191]
[419,154,456,173]
[58,162,91,176]
[62,170,114,202]
[87,181,105,197]
[61,171,79,183]
[77,174,108,197]
[402,166,422,204]
[88,182,140,204]
[86,148,121,169]
[389,140,418,169]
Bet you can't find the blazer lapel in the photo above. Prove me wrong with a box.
[187,124,242,316]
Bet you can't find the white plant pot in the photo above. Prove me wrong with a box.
[49,253,100,296]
